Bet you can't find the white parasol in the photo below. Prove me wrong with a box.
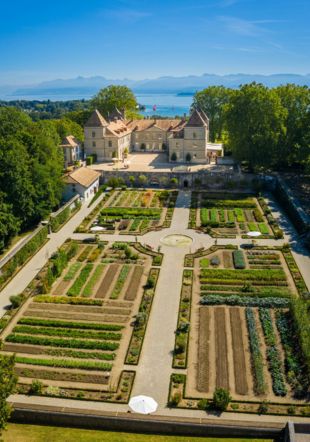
[90,226,105,232]
[129,395,158,414]
[246,231,262,237]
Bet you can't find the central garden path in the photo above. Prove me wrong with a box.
[130,191,192,407]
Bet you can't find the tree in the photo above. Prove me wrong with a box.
[212,388,231,411]
[138,175,147,186]
[185,153,192,163]
[170,177,178,187]
[192,86,232,142]
[91,85,138,119]
[129,176,135,187]
[0,195,20,252]
[225,83,287,170]
[171,152,177,162]
[0,353,17,436]
[275,84,310,168]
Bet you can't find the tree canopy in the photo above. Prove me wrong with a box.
[192,86,232,142]
[225,83,287,170]
[90,85,138,118]
[0,108,64,251]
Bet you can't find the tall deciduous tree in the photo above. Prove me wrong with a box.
[91,85,138,118]
[225,83,287,170]
[192,86,232,142]
[275,84,310,168]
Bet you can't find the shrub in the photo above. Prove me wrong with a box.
[212,388,231,411]
[29,380,43,395]
[9,294,25,309]
[258,401,269,414]
[170,392,181,406]
[232,250,246,269]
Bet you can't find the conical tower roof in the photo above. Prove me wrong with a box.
[85,109,108,127]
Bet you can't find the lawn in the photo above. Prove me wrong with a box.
[3,424,274,442]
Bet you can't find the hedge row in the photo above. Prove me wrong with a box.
[0,226,48,290]
[45,348,116,360]
[50,200,80,232]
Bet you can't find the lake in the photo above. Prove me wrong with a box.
[2,91,194,117]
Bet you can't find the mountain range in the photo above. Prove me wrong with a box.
[1,73,310,100]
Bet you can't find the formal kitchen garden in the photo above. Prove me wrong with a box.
[170,244,310,416]
[0,239,162,403]
[76,189,178,234]
[189,192,284,239]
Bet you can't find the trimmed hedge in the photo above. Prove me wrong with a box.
[0,226,48,290]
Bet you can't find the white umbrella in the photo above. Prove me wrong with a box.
[90,226,105,232]
[246,231,262,237]
[129,395,158,414]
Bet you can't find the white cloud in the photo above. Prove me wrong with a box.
[218,16,281,36]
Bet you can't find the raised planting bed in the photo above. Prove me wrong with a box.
[125,268,160,364]
[173,269,193,369]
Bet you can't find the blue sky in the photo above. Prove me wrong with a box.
[0,0,309,84]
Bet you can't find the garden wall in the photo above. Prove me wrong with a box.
[274,176,310,233]
[10,406,285,439]
[97,169,256,191]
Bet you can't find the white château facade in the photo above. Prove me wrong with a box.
[84,108,223,164]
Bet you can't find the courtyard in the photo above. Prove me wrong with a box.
[89,152,234,173]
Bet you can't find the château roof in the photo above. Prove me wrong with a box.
[186,108,209,127]
[60,135,80,148]
[126,119,185,132]
[85,109,108,127]
[65,167,100,188]
[106,120,132,138]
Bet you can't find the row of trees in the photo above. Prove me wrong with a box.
[192,83,310,171]
[0,108,71,251]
